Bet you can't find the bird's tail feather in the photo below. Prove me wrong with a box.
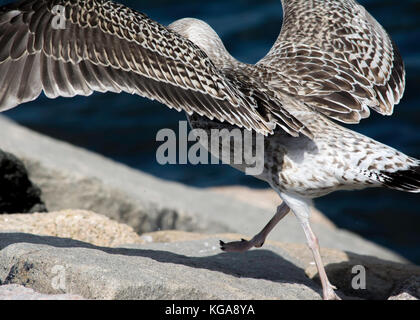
[380,163,420,193]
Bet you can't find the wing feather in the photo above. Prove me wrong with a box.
[0,0,275,134]
[258,0,406,124]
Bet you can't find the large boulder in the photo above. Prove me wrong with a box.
[0,210,144,247]
[1,227,420,300]
[0,230,321,300]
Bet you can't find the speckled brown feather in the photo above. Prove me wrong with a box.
[258,0,406,124]
[0,0,281,135]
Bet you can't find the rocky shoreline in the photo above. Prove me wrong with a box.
[0,115,418,300]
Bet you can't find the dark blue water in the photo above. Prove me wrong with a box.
[2,0,420,262]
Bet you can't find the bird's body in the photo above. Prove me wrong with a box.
[0,0,418,299]
[188,96,418,199]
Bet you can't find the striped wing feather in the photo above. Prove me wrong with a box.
[258,0,406,124]
[0,0,276,135]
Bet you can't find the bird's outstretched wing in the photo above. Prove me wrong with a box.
[258,0,405,124]
[0,0,275,134]
[223,67,313,138]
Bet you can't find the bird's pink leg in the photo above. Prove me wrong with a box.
[300,218,341,300]
[278,192,340,300]
[220,202,290,252]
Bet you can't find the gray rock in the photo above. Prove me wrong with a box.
[0,284,85,300]
[388,276,420,300]
[0,116,405,264]
[0,210,145,247]
[388,292,418,300]
[138,231,420,300]
[0,149,47,214]
[2,230,419,300]
[0,232,321,300]
[304,251,420,300]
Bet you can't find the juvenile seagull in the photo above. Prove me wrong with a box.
[0,0,418,300]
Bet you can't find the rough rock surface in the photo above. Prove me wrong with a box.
[388,276,420,300]
[0,284,85,300]
[388,292,418,300]
[145,232,420,300]
[0,150,46,214]
[0,116,405,264]
[1,228,419,300]
[0,231,321,300]
[0,210,144,247]
[295,244,420,300]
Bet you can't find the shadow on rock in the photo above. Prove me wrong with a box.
[310,251,420,300]
[0,150,47,214]
[0,232,320,296]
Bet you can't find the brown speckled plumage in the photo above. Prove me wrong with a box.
[259,0,405,122]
